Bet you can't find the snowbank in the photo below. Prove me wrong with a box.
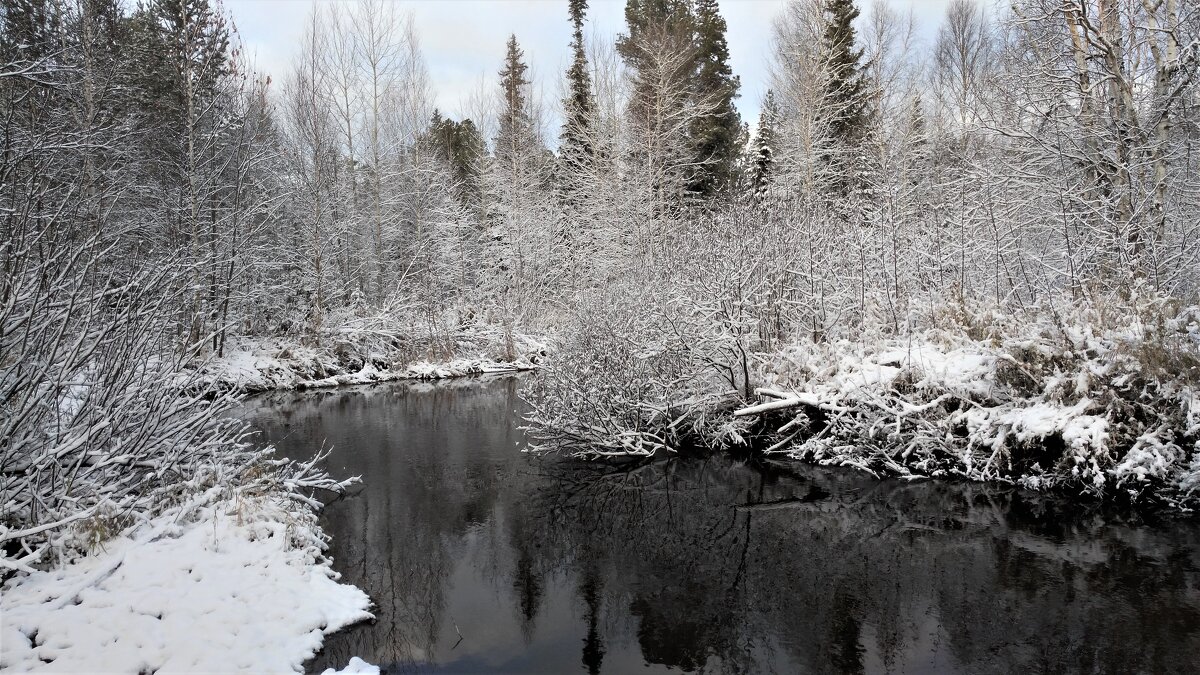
[735,299,1200,506]
[193,332,546,394]
[296,356,534,389]
[1,490,373,674]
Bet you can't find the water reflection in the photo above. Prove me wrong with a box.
[242,377,1200,674]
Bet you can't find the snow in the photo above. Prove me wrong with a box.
[1,491,373,674]
[748,340,1001,417]
[298,357,532,389]
[839,345,995,398]
[958,400,1108,453]
[1112,428,1186,483]
[194,334,546,394]
[320,657,380,675]
[720,306,1200,503]
[734,392,826,416]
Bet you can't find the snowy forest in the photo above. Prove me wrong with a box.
[3,0,1200,650]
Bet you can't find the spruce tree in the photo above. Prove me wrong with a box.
[423,110,485,213]
[687,0,741,198]
[452,118,486,212]
[70,0,133,236]
[495,34,536,166]
[560,0,595,183]
[488,35,551,304]
[906,94,929,168]
[556,1,598,288]
[143,0,231,133]
[821,0,869,147]
[125,0,232,215]
[141,0,233,344]
[752,89,780,198]
[0,0,61,64]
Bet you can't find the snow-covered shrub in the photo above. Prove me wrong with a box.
[523,285,748,457]
[524,211,801,457]
[0,236,350,576]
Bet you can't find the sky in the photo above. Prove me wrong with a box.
[225,0,954,135]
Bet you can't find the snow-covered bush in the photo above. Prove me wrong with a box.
[0,235,351,576]
[523,286,747,456]
[524,206,860,458]
[529,238,1200,505]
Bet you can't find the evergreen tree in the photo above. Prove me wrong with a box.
[556,0,598,288]
[133,0,231,142]
[69,0,136,237]
[560,0,595,184]
[821,0,870,147]
[687,0,741,198]
[125,0,233,231]
[450,118,486,212]
[423,110,485,212]
[906,93,929,169]
[0,0,62,64]
[752,89,780,197]
[138,0,234,344]
[487,34,553,307]
[0,0,72,256]
[617,0,698,213]
[70,0,130,123]
[495,34,536,165]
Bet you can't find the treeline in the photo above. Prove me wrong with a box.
[271,0,1200,348]
[7,0,1196,356]
[1,0,280,356]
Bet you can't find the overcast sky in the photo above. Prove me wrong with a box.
[225,0,953,135]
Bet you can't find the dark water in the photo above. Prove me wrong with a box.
[242,376,1200,674]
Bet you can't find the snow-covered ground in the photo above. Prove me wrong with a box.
[194,332,547,394]
[1,489,374,674]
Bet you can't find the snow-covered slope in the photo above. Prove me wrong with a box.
[1,491,372,674]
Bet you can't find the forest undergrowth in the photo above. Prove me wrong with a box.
[525,279,1200,509]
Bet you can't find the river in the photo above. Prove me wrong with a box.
[242,375,1200,674]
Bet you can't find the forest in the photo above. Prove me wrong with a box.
[3,0,1200,603]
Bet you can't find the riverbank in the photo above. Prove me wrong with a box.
[1,487,373,674]
[2,323,550,673]
[525,288,1200,509]
[192,328,547,394]
[734,326,1200,507]
[1,329,549,667]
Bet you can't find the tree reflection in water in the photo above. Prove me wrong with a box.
[242,377,1200,674]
